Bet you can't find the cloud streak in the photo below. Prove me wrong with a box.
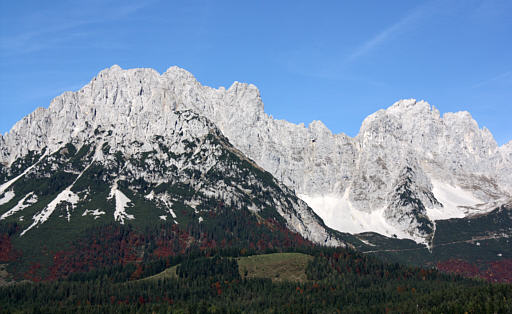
[345,3,431,63]
[472,71,512,88]
[0,1,151,55]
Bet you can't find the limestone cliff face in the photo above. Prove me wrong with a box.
[1,65,510,245]
[0,66,343,246]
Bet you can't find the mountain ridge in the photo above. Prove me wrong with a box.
[1,65,510,247]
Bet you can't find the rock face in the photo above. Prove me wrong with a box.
[1,65,510,246]
[0,67,341,246]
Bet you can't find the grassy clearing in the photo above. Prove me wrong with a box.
[237,253,312,282]
[141,252,313,283]
[140,265,179,281]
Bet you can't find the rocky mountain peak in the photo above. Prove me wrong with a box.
[106,64,122,72]
[502,141,512,155]
[1,65,510,247]
[387,98,435,114]
[163,65,199,84]
[308,120,332,137]
[0,66,347,247]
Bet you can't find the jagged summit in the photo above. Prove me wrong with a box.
[164,65,199,82]
[1,65,510,247]
[387,98,432,112]
[0,65,345,246]
[108,64,122,71]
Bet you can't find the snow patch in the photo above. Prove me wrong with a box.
[299,193,426,244]
[428,179,484,220]
[109,181,134,224]
[0,153,47,195]
[185,199,200,209]
[0,190,15,205]
[0,192,38,220]
[82,209,106,219]
[21,189,79,235]
[357,237,376,247]
[198,216,204,223]
[159,215,167,221]
[159,193,177,218]
[248,203,259,213]
[145,190,155,201]
[20,161,93,236]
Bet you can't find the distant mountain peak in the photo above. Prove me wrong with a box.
[389,98,426,109]
[164,65,198,82]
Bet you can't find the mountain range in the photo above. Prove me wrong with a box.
[0,65,511,281]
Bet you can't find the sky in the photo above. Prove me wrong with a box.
[0,0,511,145]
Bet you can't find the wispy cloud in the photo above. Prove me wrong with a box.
[0,1,151,55]
[283,2,439,82]
[345,3,432,63]
[472,71,512,88]
[2,29,90,55]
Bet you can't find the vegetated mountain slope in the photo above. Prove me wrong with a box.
[1,248,511,313]
[352,201,512,282]
[3,65,508,246]
[143,252,314,283]
[0,107,345,280]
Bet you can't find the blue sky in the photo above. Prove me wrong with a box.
[1,0,511,145]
